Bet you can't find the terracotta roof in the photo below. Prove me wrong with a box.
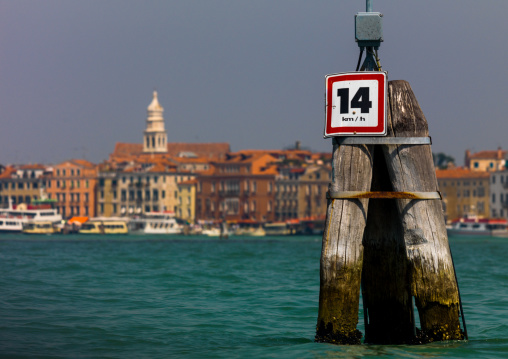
[467,149,506,160]
[70,159,96,168]
[0,166,16,179]
[110,142,230,161]
[19,164,46,170]
[436,168,490,179]
[168,156,210,164]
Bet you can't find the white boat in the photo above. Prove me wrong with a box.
[202,227,221,237]
[129,212,183,235]
[0,198,62,233]
[447,215,508,237]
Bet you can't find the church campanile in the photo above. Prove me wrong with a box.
[143,91,168,154]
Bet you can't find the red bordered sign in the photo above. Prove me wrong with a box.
[324,71,387,137]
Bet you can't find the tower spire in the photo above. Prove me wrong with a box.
[143,90,168,153]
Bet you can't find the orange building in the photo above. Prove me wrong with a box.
[436,167,490,222]
[196,152,278,222]
[45,160,98,219]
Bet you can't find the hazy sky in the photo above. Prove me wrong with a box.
[1,0,507,166]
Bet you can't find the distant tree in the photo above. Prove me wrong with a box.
[433,152,455,169]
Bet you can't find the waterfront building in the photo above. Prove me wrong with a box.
[436,168,490,222]
[465,147,507,172]
[274,164,330,221]
[177,179,197,223]
[96,160,196,217]
[195,152,278,222]
[0,164,49,207]
[488,170,508,219]
[45,160,98,219]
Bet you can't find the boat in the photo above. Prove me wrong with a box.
[128,212,183,235]
[0,198,63,233]
[264,220,300,236]
[232,220,266,237]
[202,227,221,237]
[22,221,62,235]
[79,218,129,235]
[447,215,508,237]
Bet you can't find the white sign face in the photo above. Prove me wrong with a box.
[324,72,387,137]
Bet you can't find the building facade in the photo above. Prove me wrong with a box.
[45,160,98,219]
[177,179,197,223]
[97,162,196,217]
[195,153,278,222]
[436,168,490,222]
[465,148,507,172]
[0,165,48,207]
[488,171,508,219]
[274,165,330,221]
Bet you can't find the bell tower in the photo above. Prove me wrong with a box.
[143,91,168,153]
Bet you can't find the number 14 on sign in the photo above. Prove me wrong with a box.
[324,72,387,137]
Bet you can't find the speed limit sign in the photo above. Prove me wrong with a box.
[324,71,387,137]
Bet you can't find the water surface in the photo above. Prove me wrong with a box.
[1,234,507,358]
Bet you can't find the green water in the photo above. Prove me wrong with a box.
[0,234,507,358]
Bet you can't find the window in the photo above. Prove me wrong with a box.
[493,194,496,203]
[474,162,479,168]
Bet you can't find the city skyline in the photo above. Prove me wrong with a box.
[1,1,507,165]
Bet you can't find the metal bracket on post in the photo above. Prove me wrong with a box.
[336,136,431,146]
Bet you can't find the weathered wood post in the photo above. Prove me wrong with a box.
[380,80,464,342]
[316,80,466,344]
[315,142,373,344]
[316,3,465,344]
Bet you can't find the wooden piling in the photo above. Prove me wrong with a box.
[381,80,463,342]
[317,79,464,345]
[315,142,373,344]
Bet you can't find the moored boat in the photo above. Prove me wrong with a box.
[128,212,183,235]
[0,198,63,233]
[447,215,508,237]
[79,218,129,235]
[22,221,62,235]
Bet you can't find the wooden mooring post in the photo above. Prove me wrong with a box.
[316,80,466,345]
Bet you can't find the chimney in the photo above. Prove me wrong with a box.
[465,149,471,168]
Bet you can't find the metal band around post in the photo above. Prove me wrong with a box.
[327,191,442,200]
[335,136,432,146]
